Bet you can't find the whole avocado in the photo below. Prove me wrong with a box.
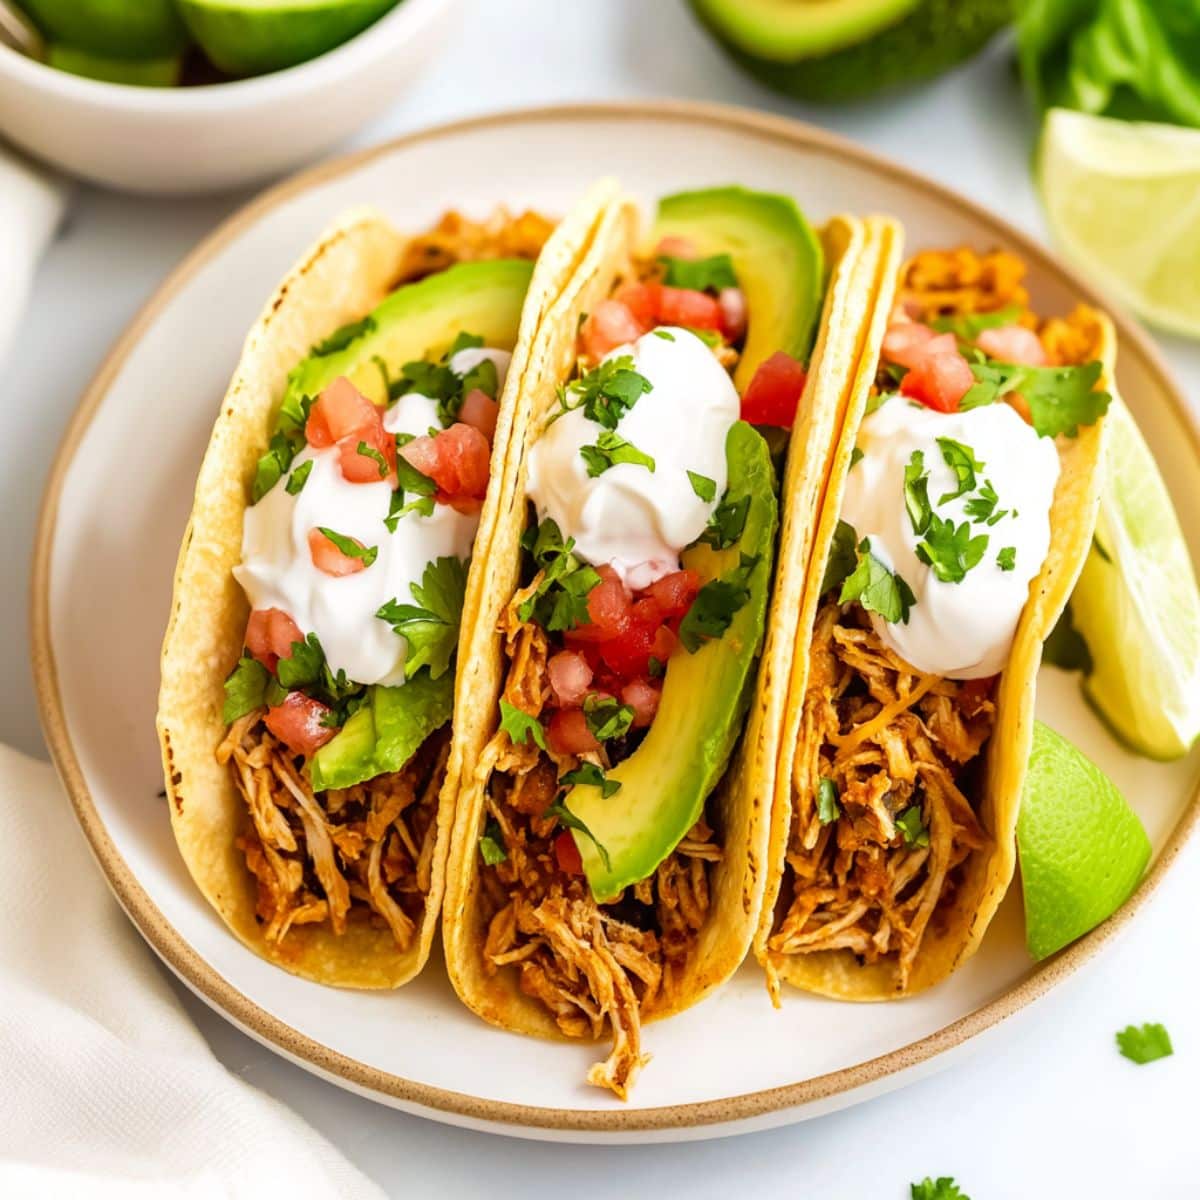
[690,0,1014,103]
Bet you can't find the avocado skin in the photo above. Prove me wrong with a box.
[690,0,1013,103]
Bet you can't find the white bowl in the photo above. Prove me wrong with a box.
[0,0,459,195]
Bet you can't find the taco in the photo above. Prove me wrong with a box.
[442,185,881,1096]
[757,235,1114,1000]
[156,191,616,988]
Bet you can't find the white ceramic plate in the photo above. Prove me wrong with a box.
[32,102,1200,1143]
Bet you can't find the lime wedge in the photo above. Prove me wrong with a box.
[47,44,182,87]
[1018,721,1150,961]
[1038,108,1200,337]
[1069,397,1200,760]
[21,0,187,57]
[177,0,397,77]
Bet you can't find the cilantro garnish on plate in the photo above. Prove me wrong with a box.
[1116,1022,1173,1064]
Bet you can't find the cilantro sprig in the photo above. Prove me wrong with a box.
[839,536,916,624]
[678,554,757,652]
[316,527,378,569]
[499,699,548,750]
[582,693,634,743]
[517,519,602,632]
[558,356,652,429]
[904,450,932,535]
[963,359,1111,437]
[579,431,656,478]
[697,493,750,551]
[915,515,989,585]
[375,556,468,680]
[385,445,437,530]
[1116,1022,1173,1065]
[547,798,612,869]
[658,252,737,293]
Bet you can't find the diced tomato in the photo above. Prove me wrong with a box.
[648,569,700,618]
[650,623,679,664]
[264,691,336,756]
[305,376,379,449]
[613,281,662,327]
[655,235,697,261]
[553,829,583,875]
[599,617,659,678]
[900,349,975,413]
[579,566,631,639]
[976,324,1048,366]
[881,321,941,369]
[1006,392,1033,425]
[308,528,368,576]
[621,678,661,728]
[741,350,807,427]
[457,387,500,443]
[546,708,601,756]
[657,286,722,331]
[336,429,396,485]
[580,299,645,360]
[547,650,593,708]
[958,674,997,719]
[717,287,747,342]
[245,607,304,673]
[630,595,663,626]
[400,423,491,501]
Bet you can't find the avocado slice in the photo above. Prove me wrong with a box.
[280,257,535,430]
[651,187,823,397]
[177,0,397,77]
[688,0,1012,102]
[563,421,778,902]
[22,0,188,57]
[310,671,452,792]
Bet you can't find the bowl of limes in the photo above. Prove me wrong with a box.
[0,0,460,194]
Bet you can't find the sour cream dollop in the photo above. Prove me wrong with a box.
[525,327,739,589]
[840,399,1060,679]
[236,391,477,688]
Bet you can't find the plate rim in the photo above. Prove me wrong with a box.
[29,98,1200,1136]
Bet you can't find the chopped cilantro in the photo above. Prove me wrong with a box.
[840,538,916,624]
[653,329,676,342]
[583,693,634,742]
[356,441,389,478]
[517,518,602,632]
[678,554,757,653]
[559,356,652,430]
[251,431,301,503]
[964,478,1007,525]
[276,632,325,689]
[315,527,378,569]
[499,699,547,751]
[936,437,984,504]
[647,655,665,679]
[388,330,493,425]
[1116,1022,1173,1065]
[478,817,507,866]
[821,519,860,596]
[817,777,840,824]
[222,655,269,723]
[580,430,656,478]
[687,470,717,502]
[697,492,750,551]
[997,546,1016,572]
[966,360,1111,438]
[310,315,376,357]
[449,331,484,356]
[375,556,468,679]
[916,515,989,584]
[285,459,313,496]
[896,805,930,848]
[910,1177,969,1200]
[930,305,1023,342]
[904,450,932,535]
[658,251,737,292]
[1044,603,1093,673]
[547,798,612,868]
[385,454,438,531]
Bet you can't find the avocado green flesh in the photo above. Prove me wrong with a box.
[46,44,182,85]
[310,671,452,792]
[566,422,778,903]
[21,0,187,57]
[177,0,396,76]
[690,0,919,59]
[282,258,535,430]
[651,187,824,396]
[690,0,1012,102]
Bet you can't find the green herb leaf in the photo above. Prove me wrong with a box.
[678,554,757,653]
[478,817,508,866]
[840,538,916,624]
[385,454,439,531]
[375,556,467,679]
[583,693,634,743]
[276,633,325,689]
[285,459,313,495]
[997,546,1017,572]
[968,360,1111,438]
[356,441,389,478]
[499,699,548,751]
[904,450,932,535]
[653,329,676,342]
[580,430,656,478]
[547,798,612,868]
[517,518,602,632]
[316,527,378,569]
[658,252,737,292]
[910,1176,969,1200]
[916,515,989,585]
[561,356,652,430]
[687,470,717,502]
[311,315,376,357]
[817,777,840,824]
[1116,1022,1173,1065]
[821,519,860,596]
[222,655,270,724]
[459,356,499,403]
[930,305,1023,342]
[449,331,484,356]
[936,437,985,503]
[896,805,930,848]
[251,431,301,503]
[647,655,665,679]
[963,478,1007,525]
[697,493,750,551]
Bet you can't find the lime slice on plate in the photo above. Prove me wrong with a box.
[47,44,182,87]
[177,0,397,76]
[1018,721,1150,961]
[1038,108,1200,337]
[1069,397,1200,760]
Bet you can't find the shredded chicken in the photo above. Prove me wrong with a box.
[217,714,448,950]
[767,603,992,996]
[476,587,722,1100]
[396,207,556,283]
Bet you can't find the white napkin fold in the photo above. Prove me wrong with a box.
[0,745,385,1200]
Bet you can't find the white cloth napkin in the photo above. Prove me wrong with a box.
[0,745,385,1200]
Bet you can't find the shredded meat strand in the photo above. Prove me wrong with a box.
[396,207,555,283]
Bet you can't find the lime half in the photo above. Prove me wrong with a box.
[1018,722,1150,961]
[47,44,182,87]
[1070,397,1200,760]
[1038,108,1200,338]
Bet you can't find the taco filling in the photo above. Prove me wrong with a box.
[767,248,1111,994]
[217,210,551,954]
[473,236,789,1096]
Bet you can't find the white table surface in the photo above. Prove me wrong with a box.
[7,2,1199,1195]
